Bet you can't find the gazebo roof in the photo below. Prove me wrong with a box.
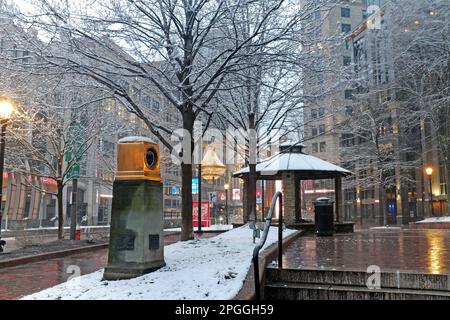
[233,142,352,180]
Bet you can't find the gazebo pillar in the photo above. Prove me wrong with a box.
[282,172,300,225]
[335,175,343,222]
[242,176,248,222]
[295,174,301,222]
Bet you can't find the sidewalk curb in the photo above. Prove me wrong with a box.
[0,230,187,269]
[0,243,109,269]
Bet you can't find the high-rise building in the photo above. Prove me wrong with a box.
[301,0,366,215]
[302,0,448,223]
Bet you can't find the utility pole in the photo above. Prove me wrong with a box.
[198,164,202,232]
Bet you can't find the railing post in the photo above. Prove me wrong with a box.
[253,255,260,300]
[278,194,283,269]
[252,191,283,301]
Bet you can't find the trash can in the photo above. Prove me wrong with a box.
[314,197,334,236]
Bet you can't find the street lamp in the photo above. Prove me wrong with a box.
[0,97,15,252]
[224,183,230,225]
[426,167,434,216]
[202,146,226,225]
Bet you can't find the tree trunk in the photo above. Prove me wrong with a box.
[181,163,194,240]
[247,113,257,221]
[57,181,64,240]
[379,186,387,226]
[180,108,194,241]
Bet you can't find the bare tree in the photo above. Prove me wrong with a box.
[214,0,342,221]
[8,0,320,240]
[4,74,115,239]
[341,0,450,223]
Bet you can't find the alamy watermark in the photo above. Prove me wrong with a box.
[65,265,81,290]
[169,121,284,174]
[366,265,381,290]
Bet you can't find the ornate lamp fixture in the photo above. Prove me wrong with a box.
[201,146,226,181]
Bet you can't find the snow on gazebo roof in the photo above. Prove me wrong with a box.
[233,141,352,179]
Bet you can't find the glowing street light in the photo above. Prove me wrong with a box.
[426,167,434,216]
[0,99,14,120]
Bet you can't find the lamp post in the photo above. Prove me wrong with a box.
[426,167,434,216]
[0,98,14,252]
[224,183,230,225]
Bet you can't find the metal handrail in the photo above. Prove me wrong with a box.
[252,191,283,300]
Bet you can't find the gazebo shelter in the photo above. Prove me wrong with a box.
[233,142,352,227]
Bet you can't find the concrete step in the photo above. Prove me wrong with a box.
[266,267,450,292]
[264,281,450,300]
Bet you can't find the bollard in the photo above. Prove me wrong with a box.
[75,225,81,240]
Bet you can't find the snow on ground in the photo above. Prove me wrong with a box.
[415,216,450,223]
[164,224,234,232]
[22,225,295,300]
[118,136,155,143]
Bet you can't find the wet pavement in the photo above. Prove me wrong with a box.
[0,231,219,300]
[282,229,450,274]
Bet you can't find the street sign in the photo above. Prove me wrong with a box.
[192,178,199,194]
[208,192,217,205]
[65,121,82,179]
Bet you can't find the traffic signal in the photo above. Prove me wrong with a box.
[256,191,262,204]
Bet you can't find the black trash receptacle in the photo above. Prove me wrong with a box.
[314,197,334,236]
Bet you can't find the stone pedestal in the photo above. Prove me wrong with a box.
[103,180,165,280]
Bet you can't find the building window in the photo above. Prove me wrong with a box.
[318,107,325,117]
[311,109,318,119]
[341,24,351,33]
[319,124,325,134]
[345,106,353,116]
[317,74,324,85]
[152,99,160,112]
[440,164,448,195]
[312,143,318,153]
[311,127,318,136]
[341,7,351,18]
[344,89,353,99]
[342,39,350,50]
[362,9,368,19]
[319,142,326,152]
[142,96,152,109]
[343,56,351,66]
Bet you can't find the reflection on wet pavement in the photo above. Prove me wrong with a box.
[283,229,450,274]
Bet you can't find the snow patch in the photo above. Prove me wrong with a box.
[21,225,296,300]
[415,216,450,223]
[370,226,402,230]
[164,224,234,232]
[118,136,156,144]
